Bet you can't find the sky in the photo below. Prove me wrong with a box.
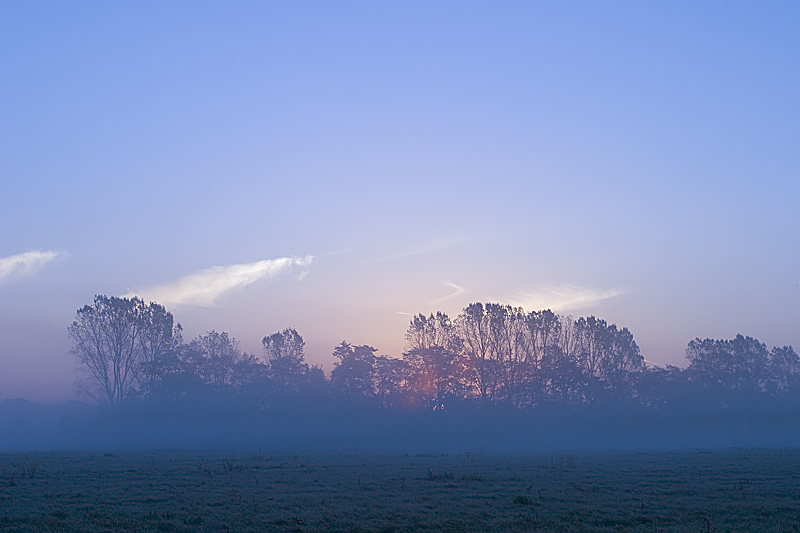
[1,1,798,403]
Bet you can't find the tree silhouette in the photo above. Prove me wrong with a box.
[262,328,309,394]
[69,295,146,404]
[330,342,377,398]
[404,346,464,408]
[767,345,800,396]
[405,311,459,352]
[65,290,800,419]
[373,355,409,408]
[455,303,495,401]
[181,330,256,395]
[68,295,185,404]
[686,334,771,406]
[136,304,182,398]
[574,316,643,403]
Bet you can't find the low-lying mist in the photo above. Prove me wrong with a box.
[3,398,799,453]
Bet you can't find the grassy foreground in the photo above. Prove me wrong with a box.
[1,449,799,531]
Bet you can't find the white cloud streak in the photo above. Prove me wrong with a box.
[127,256,313,307]
[0,251,61,284]
[507,285,623,312]
[430,281,466,304]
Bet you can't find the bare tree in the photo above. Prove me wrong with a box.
[575,316,606,380]
[524,309,562,366]
[455,303,495,401]
[487,303,530,406]
[573,316,643,403]
[69,295,147,404]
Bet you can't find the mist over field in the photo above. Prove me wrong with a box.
[4,398,800,453]
[6,292,798,532]
[3,295,800,454]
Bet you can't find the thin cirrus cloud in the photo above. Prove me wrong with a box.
[430,281,466,304]
[507,285,623,313]
[396,281,466,317]
[0,250,62,284]
[127,256,314,307]
[377,235,467,263]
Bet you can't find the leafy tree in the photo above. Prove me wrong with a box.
[404,346,464,407]
[302,365,329,395]
[149,339,205,400]
[686,334,771,403]
[728,335,770,395]
[634,365,692,410]
[137,305,182,398]
[404,311,459,352]
[373,355,409,408]
[262,328,309,394]
[330,342,377,398]
[538,344,586,407]
[599,324,643,396]
[183,330,256,393]
[767,345,800,396]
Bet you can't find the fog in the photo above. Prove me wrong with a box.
[4,298,799,453]
[4,397,800,454]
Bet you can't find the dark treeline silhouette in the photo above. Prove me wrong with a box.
[3,295,799,451]
[64,296,800,413]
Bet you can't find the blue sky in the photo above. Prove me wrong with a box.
[1,1,798,402]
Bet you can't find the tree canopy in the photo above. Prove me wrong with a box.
[68,296,798,414]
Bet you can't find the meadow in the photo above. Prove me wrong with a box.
[1,449,800,531]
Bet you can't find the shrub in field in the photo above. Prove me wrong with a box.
[513,494,533,505]
[426,468,454,481]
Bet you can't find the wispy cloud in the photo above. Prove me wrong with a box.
[507,285,623,312]
[0,250,62,284]
[431,281,466,304]
[377,235,466,263]
[127,256,313,306]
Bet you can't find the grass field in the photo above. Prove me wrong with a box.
[1,449,800,531]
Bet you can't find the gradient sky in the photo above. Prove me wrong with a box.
[2,1,798,402]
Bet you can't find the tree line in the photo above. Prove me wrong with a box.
[68,296,800,412]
